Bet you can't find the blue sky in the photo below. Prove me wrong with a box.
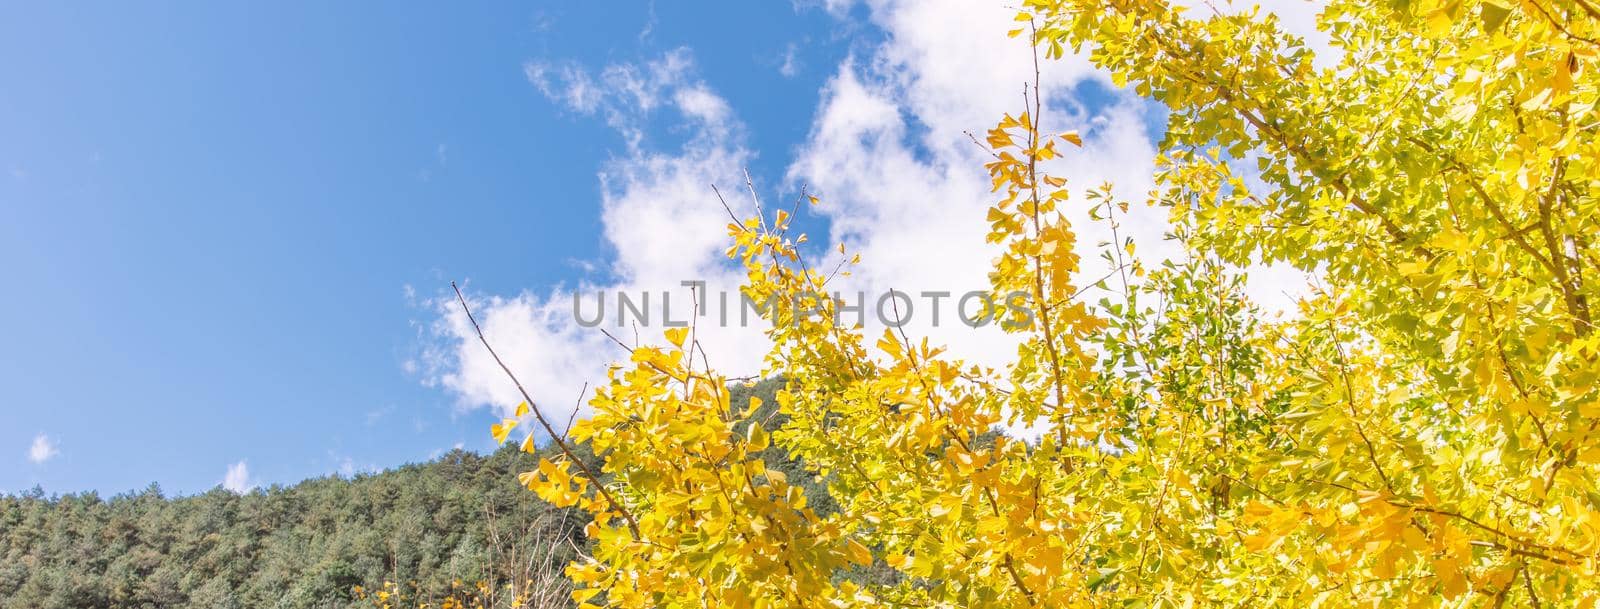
[2,0,1239,496]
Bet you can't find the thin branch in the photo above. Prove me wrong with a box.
[451,281,641,538]
[1022,16,1071,454]
[962,129,1004,160]
[560,382,588,443]
[779,183,808,239]
[743,168,767,229]
[1522,563,1543,608]
[711,183,744,227]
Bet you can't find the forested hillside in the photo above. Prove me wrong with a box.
[1,444,583,609]
[0,381,811,609]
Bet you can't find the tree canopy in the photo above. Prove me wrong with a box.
[505,0,1600,607]
[1,446,581,609]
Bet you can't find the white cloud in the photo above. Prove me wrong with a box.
[327,451,377,478]
[429,48,770,426]
[27,433,57,464]
[802,0,1317,330]
[523,49,700,149]
[431,3,1162,420]
[523,61,603,113]
[674,85,733,127]
[779,43,802,77]
[638,0,659,42]
[426,2,1317,430]
[1257,0,1334,58]
[222,461,254,493]
[782,0,1176,371]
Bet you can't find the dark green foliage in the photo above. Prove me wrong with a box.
[0,380,826,609]
[730,378,838,517]
[0,447,578,609]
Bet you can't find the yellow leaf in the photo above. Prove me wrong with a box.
[745,395,764,418]
[491,418,518,444]
[886,553,911,570]
[517,470,539,490]
[845,539,872,565]
[1479,1,1510,31]
[747,422,770,452]
[1425,8,1454,36]
[664,326,689,348]
[520,431,537,453]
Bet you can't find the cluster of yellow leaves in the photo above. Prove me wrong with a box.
[518,289,866,608]
[496,0,1600,606]
[1024,0,1600,603]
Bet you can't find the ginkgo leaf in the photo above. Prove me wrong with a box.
[1479,1,1510,31]
[746,422,769,452]
[664,327,689,348]
[490,418,517,444]
[485,3,1600,606]
[520,431,537,453]
[844,539,872,565]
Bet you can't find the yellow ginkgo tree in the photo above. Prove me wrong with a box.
[470,0,1600,606]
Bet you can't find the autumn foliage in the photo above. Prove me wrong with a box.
[492,0,1600,606]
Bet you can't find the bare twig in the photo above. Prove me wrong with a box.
[711,183,744,227]
[962,129,1004,160]
[779,183,808,239]
[560,383,588,443]
[451,281,641,538]
[743,168,767,229]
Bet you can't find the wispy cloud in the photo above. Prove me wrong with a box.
[27,433,57,464]
[638,0,658,42]
[222,461,255,493]
[522,48,703,149]
[424,1,1316,434]
[365,404,396,426]
[783,0,1174,373]
[779,43,802,77]
[328,450,377,478]
[427,48,769,429]
[426,4,1141,426]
